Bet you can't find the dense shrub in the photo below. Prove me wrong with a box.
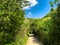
[0,0,29,45]
[48,4,60,45]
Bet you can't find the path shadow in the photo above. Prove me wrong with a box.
[29,34,43,45]
[32,36,43,45]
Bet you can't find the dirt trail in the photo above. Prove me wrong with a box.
[26,34,43,45]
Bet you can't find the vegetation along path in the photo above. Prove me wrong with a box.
[26,34,43,45]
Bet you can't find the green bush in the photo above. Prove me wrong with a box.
[0,0,29,45]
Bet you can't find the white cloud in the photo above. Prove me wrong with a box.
[28,12,32,18]
[28,0,38,7]
[26,12,32,18]
[23,0,38,10]
[29,12,32,15]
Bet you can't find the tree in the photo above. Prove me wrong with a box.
[50,1,54,11]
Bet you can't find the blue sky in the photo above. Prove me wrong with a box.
[25,0,51,18]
